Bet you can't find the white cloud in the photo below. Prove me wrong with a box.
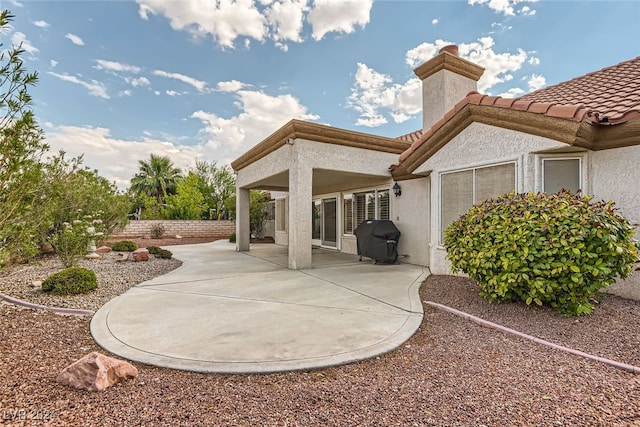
[120,89,133,97]
[528,74,546,91]
[65,33,85,46]
[191,88,319,157]
[217,80,247,92]
[347,63,421,127]
[520,5,536,16]
[406,37,528,92]
[136,0,267,48]
[43,126,203,190]
[136,0,372,48]
[11,32,39,54]
[497,87,525,98]
[350,36,536,126]
[42,87,320,189]
[307,0,373,40]
[47,72,110,99]
[528,56,540,65]
[33,20,50,28]
[468,0,537,16]
[166,90,183,97]
[94,59,141,74]
[50,59,58,68]
[266,0,307,44]
[432,18,439,25]
[125,76,151,87]
[153,69,208,93]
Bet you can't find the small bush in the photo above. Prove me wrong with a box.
[146,245,172,259]
[229,232,236,243]
[150,224,165,239]
[41,267,97,295]
[110,240,138,252]
[444,191,639,316]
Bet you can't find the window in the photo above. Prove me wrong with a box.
[343,195,354,234]
[275,198,286,232]
[441,162,516,241]
[542,158,581,194]
[351,188,391,232]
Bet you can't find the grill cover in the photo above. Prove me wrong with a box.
[353,220,401,264]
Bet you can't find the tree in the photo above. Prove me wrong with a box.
[163,172,206,220]
[193,160,236,220]
[0,10,48,261]
[130,154,182,205]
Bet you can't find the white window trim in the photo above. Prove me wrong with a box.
[538,155,585,194]
[439,160,518,245]
[342,193,354,236]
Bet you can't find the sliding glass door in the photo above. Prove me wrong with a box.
[311,197,337,248]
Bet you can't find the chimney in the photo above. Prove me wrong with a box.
[414,45,484,131]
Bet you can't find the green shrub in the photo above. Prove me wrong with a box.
[146,246,172,259]
[146,246,161,254]
[444,191,639,316]
[156,249,173,259]
[150,224,165,239]
[110,240,138,252]
[229,232,236,243]
[41,267,97,295]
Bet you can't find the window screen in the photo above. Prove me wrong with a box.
[543,158,581,193]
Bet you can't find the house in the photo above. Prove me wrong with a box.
[231,45,640,298]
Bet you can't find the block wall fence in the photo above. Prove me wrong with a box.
[111,220,235,239]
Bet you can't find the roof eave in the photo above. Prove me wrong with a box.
[231,119,410,172]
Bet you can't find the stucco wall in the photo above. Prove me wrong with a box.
[113,220,235,239]
[415,122,571,274]
[393,176,430,266]
[591,146,640,299]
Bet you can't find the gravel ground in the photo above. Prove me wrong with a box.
[2,250,640,426]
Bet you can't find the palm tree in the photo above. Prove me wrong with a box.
[130,154,182,204]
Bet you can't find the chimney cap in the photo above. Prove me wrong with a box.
[439,45,459,56]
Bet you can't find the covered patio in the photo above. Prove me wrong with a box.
[232,119,409,270]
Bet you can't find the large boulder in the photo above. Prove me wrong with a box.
[57,352,138,391]
[96,246,112,254]
[132,248,149,262]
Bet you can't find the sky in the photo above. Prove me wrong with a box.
[3,0,640,190]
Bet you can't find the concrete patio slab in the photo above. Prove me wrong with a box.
[91,241,428,374]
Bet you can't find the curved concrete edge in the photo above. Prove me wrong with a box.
[425,301,640,374]
[90,288,425,374]
[1,292,94,316]
[90,243,428,374]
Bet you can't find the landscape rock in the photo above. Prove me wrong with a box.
[40,243,55,254]
[96,246,112,254]
[116,253,129,262]
[132,248,149,262]
[57,351,138,391]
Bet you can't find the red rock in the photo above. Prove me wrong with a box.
[96,246,112,254]
[132,248,149,262]
[57,352,138,391]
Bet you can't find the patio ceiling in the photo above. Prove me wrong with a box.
[246,168,391,196]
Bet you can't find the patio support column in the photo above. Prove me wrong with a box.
[236,187,250,252]
[288,161,312,270]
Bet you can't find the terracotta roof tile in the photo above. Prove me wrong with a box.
[520,56,640,124]
[396,129,423,143]
[392,55,640,171]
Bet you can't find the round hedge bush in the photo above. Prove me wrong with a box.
[110,240,138,252]
[147,246,172,259]
[444,191,639,316]
[41,267,97,295]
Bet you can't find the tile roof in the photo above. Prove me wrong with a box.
[393,55,640,175]
[519,56,640,124]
